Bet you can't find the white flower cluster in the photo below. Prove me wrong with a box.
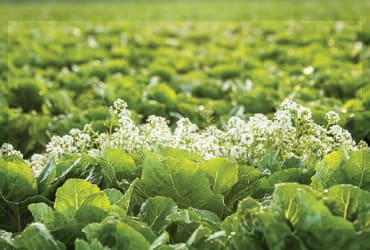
[101,99,146,152]
[0,143,23,159]
[2,98,368,176]
[46,127,91,157]
[27,154,47,176]
[326,111,340,125]
[44,99,365,166]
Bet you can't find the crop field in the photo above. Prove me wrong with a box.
[1,1,370,250]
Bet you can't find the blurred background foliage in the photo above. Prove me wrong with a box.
[1,1,369,156]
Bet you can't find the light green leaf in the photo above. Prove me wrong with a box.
[82,217,150,250]
[324,184,370,231]
[104,188,124,204]
[166,208,220,243]
[159,147,203,162]
[224,166,261,209]
[272,183,356,249]
[200,158,238,194]
[0,194,51,232]
[138,196,177,233]
[75,238,109,250]
[102,147,138,181]
[13,223,63,250]
[28,202,53,222]
[312,149,370,191]
[75,192,112,223]
[118,216,157,243]
[37,156,56,195]
[0,229,13,250]
[117,178,141,215]
[271,183,318,226]
[150,231,170,250]
[54,179,111,221]
[252,168,311,199]
[0,158,37,202]
[136,152,224,214]
[258,151,281,173]
[186,225,212,246]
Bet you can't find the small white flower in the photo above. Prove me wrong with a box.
[326,111,340,125]
[0,143,23,159]
[29,154,47,177]
[303,66,314,75]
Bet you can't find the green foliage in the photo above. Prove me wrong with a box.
[81,217,150,250]
[147,83,177,108]
[323,184,370,232]
[312,149,370,191]
[4,21,369,155]
[101,147,140,183]
[0,158,36,202]
[2,15,370,250]
[53,179,111,222]
[13,223,64,250]
[134,151,225,215]
[8,79,46,113]
[138,196,177,233]
[1,148,370,248]
[200,158,238,194]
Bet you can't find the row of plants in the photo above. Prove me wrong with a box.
[2,21,370,156]
[1,99,369,249]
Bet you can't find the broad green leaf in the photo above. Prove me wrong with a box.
[31,179,112,245]
[0,230,13,250]
[82,217,150,250]
[107,204,127,218]
[312,149,370,191]
[295,190,356,249]
[117,178,141,215]
[282,157,304,169]
[150,232,170,250]
[75,192,112,223]
[27,201,88,245]
[37,156,56,195]
[257,151,281,174]
[28,203,69,233]
[235,197,262,231]
[255,211,306,250]
[0,158,36,202]
[272,183,357,249]
[119,216,157,243]
[252,168,311,199]
[13,223,63,250]
[102,147,139,181]
[166,208,220,227]
[186,225,212,246]
[54,179,111,221]
[159,147,203,162]
[225,167,261,209]
[54,154,105,189]
[138,196,177,233]
[200,158,238,194]
[0,194,51,232]
[271,183,317,226]
[222,209,263,250]
[104,188,124,204]
[28,202,53,222]
[166,208,220,243]
[75,238,109,250]
[324,184,370,231]
[226,196,306,250]
[135,152,224,214]
[55,154,80,178]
